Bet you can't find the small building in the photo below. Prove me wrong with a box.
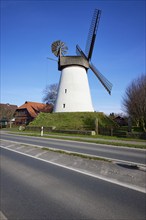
[14,101,53,125]
[114,116,127,126]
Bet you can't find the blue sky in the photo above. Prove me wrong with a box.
[1,0,145,114]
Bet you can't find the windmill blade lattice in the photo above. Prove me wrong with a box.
[89,63,113,94]
[76,44,88,60]
[51,40,68,57]
[85,9,101,61]
[76,44,112,95]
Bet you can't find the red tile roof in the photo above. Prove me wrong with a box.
[16,101,53,118]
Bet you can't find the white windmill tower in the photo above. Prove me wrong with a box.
[52,9,112,113]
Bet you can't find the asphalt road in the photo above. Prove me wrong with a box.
[1,133,146,165]
[1,147,146,220]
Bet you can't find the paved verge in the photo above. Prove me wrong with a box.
[1,139,146,193]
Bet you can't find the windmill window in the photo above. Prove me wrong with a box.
[65,89,67,93]
[63,104,65,108]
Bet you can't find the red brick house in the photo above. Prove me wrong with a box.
[14,101,53,125]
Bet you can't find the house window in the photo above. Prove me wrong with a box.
[65,89,67,93]
[63,104,65,108]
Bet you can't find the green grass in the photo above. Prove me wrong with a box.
[2,112,145,148]
[29,112,116,130]
[41,147,111,162]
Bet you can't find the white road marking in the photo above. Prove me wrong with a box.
[35,151,47,158]
[0,211,8,220]
[25,148,37,153]
[1,145,146,194]
[16,145,26,150]
[1,139,145,167]
[4,144,16,148]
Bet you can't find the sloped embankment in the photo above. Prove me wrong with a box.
[29,112,116,131]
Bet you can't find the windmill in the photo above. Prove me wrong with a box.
[52,9,112,112]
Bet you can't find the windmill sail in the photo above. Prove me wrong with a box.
[76,44,112,94]
[85,9,101,61]
[89,63,112,94]
[76,44,88,60]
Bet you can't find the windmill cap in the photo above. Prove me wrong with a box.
[58,56,89,71]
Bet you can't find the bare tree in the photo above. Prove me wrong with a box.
[42,83,58,105]
[122,74,146,131]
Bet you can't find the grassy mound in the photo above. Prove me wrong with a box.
[29,112,116,130]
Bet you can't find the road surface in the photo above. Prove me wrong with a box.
[1,132,146,165]
[1,147,146,220]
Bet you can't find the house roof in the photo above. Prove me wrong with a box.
[16,101,53,118]
[0,103,18,110]
[0,103,18,120]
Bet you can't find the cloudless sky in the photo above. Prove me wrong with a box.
[1,0,145,114]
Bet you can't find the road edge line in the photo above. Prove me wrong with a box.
[1,146,146,194]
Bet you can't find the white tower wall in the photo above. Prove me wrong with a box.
[54,65,94,112]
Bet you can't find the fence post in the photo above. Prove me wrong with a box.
[95,118,98,135]
[110,127,113,136]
